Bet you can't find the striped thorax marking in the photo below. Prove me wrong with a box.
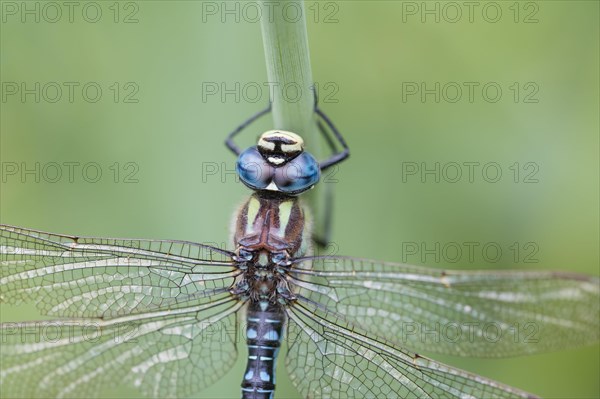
[234,192,306,256]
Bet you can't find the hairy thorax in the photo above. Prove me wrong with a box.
[230,192,311,303]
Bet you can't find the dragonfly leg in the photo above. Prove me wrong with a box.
[225,102,272,155]
[312,89,350,171]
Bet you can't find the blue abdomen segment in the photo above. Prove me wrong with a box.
[241,301,285,399]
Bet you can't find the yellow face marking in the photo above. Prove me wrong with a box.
[281,142,302,154]
[267,157,285,165]
[258,130,304,154]
[277,200,293,237]
[245,196,261,235]
[258,139,275,151]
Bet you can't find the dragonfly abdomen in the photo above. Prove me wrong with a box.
[241,300,285,399]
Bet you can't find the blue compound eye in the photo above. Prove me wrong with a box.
[237,147,274,190]
[274,152,320,194]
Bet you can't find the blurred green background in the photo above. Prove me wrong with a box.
[1,1,598,398]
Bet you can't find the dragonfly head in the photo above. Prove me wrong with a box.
[236,130,321,196]
[257,130,304,165]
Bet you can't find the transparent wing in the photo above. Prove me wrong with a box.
[1,296,244,399]
[285,298,537,399]
[289,256,600,357]
[0,224,240,318]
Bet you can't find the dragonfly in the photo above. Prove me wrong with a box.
[1,104,599,399]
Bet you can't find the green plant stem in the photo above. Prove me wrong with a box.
[259,0,328,242]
